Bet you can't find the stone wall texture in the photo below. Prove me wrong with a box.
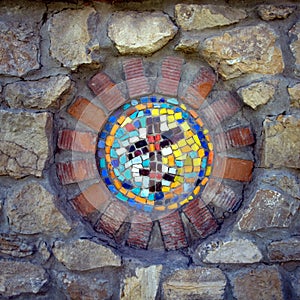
[0,1,299,299]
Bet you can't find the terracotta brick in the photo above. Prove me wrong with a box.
[226,126,255,148]
[214,132,230,152]
[58,130,97,153]
[67,97,107,131]
[156,56,184,96]
[88,72,126,111]
[95,201,128,237]
[71,182,111,217]
[202,179,238,212]
[190,67,216,100]
[181,86,206,109]
[56,159,98,185]
[88,72,115,95]
[201,105,220,128]
[159,211,187,250]
[183,199,218,238]
[212,156,253,182]
[127,213,153,249]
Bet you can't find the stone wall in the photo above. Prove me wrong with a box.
[0,0,299,299]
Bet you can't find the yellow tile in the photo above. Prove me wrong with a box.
[162,157,168,164]
[193,166,201,172]
[206,134,211,142]
[205,166,212,176]
[160,108,167,114]
[187,137,194,145]
[171,181,180,188]
[168,203,178,210]
[180,104,187,110]
[193,135,201,145]
[201,177,209,185]
[182,145,192,153]
[171,144,178,150]
[193,158,201,166]
[203,129,209,134]
[177,154,187,160]
[136,104,146,110]
[175,112,182,120]
[167,109,174,115]
[186,130,194,138]
[181,122,190,131]
[105,154,111,162]
[178,139,187,147]
[191,143,199,151]
[180,198,189,205]
[208,142,213,151]
[152,108,159,116]
[121,117,132,127]
[167,115,175,123]
[162,186,170,192]
[184,166,193,172]
[117,115,126,125]
[173,149,182,157]
[196,118,203,127]
[110,124,119,135]
[168,122,177,129]
[175,176,184,183]
[193,185,200,195]
[155,206,165,211]
[188,195,193,200]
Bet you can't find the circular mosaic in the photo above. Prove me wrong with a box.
[96,96,213,214]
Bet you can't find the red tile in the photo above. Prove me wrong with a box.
[88,72,115,96]
[226,126,255,148]
[159,211,187,250]
[67,97,107,132]
[57,130,97,153]
[57,159,98,185]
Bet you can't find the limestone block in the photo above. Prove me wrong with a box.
[288,83,300,108]
[268,238,300,262]
[258,5,295,21]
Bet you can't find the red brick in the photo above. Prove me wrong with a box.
[58,130,97,153]
[183,199,218,238]
[190,67,216,99]
[97,85,127,111]
[214,132,230,152]
[202,179,238,212]
[123,58,145,80]
[88,72,126,111]
[226,126,255,148]
[159,211,187,251]
[202,93,240,128]
[56,159,98,185]
[156,56,184,96]
[127,213,153,249]
[67,97,107,132]
[212,156,253,182]
[88,72,115,95]
[181,86,206,109]
[71,182,111,217]
[95,201,128,237]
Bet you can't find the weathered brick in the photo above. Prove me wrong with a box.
[57,159,98,185]
[183,199,218,238]
[181,86,206,109]
[212,156,253,182]
[156,56,184,96]
[127,213,153,249]
[226,126,255,148]
[123,58,151,98]
[202,179,238,212]
[191,67,216,99]
[71,182,111,217]
[88,72,126,111]
[202,93,240,128]
[95,202,128,237]
[213,132,230,152]
[159,211,187,250]
[58,130,97,153]
[67,97,107,131]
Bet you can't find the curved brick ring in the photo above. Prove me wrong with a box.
[56,57,254,251]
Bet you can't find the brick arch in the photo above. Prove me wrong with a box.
[56,57,254,251]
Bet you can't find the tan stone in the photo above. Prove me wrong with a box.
[175,4,247,31]
[268,238,300,262]
[196,239,262,264]
[288,83,300,108]
[237,81,275,109]
[238,189,299,232]
[290,22,300,74]
[7,182,71,235]
[121,265,162,300]
[263,115,300,169]
[232,267,284,300]
[108,11,177,55]
[0,234,34,258]
[175,38,199,53]
[162,267,226,300]
[4,75,71,109]
[0,110,52,178]
[258,5,295,21]
[0,260,48,297]
[49,8,98,70]
[202,24,284,80]
[52,239,121,271]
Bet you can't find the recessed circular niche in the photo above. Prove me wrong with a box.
[96,96,213,217]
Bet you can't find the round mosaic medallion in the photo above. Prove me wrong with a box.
[96,96,213,214]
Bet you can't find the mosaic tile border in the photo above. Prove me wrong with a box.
[56,57,255,251]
